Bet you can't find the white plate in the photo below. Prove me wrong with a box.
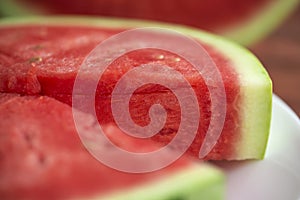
[216,95,300,200]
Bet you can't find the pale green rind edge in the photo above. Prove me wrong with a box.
[212,44,273,160]
[85,165,224,200]
[0,0,299,46]
[0,16,272,159]
[222,0,300,46]
[184,26,273,159]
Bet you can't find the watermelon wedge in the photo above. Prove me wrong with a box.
[0,16,272,160]
[0,0,299,45]
[0,95,224,200]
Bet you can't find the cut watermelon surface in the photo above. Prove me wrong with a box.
[0,95,224,200]
[0,17,272,161]
[0,0,299,45]
[0,93,19,104]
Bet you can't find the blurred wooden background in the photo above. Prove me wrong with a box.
[252,6,300,117]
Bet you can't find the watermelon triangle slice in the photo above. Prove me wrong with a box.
[0,95,224,200]
[0,16,272,160]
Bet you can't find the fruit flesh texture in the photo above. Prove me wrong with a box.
[16,0,270,32]
[0,93,19,104]
[0,95,212,200]
[0,25,241,160]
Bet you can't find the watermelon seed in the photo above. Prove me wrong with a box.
[23,131,35,149]
[28,57,43,66]
[28,57,42,63]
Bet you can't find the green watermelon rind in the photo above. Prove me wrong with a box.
[0,16,272,159]
[185,25,273,160]
[91,164,224,200]
[0,0,299,46]
[221,0,300,45]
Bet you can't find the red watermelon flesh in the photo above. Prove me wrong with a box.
[0,25,241,160]
[15,0,270,32]
[0,95,200,200]
[0,93,20,105]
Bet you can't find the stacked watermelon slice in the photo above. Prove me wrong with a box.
[0,17,272,199]
[0,94,224,200]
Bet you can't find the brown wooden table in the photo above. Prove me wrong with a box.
[251,6,300,117]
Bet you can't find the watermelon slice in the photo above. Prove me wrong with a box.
[0,0,299,45]
[0,16,272,160]
[0,95,224,200]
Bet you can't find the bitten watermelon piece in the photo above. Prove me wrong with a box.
[0,16,272,160]
[0,95,224,200]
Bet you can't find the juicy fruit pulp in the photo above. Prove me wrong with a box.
[0,16,272,199]
[0,25,240,160]
[0,16,272,160]
[0,95,224,200]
